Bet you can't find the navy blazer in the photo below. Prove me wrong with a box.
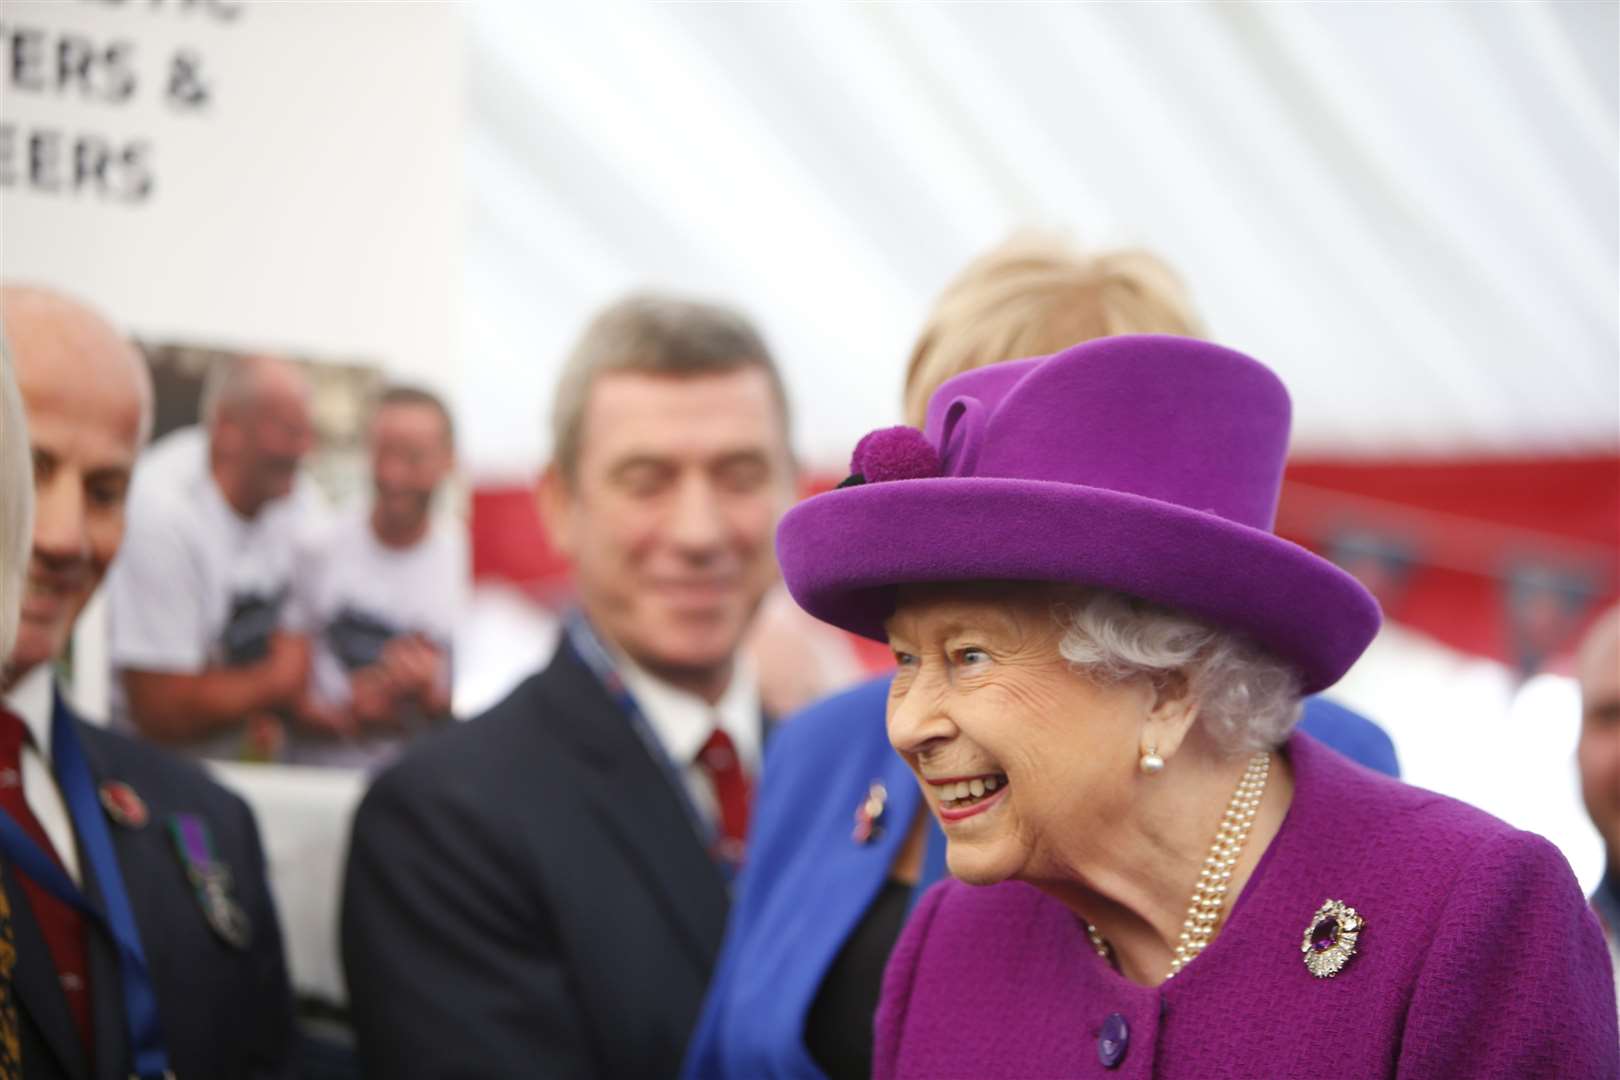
[5,693,294,1080]
[684,676,1398,1079]
[343,640,736,1079]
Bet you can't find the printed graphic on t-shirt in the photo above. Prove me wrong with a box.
[220,589,288,666]
[327,606,400,672]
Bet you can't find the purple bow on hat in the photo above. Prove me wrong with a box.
[776,335,1381,694]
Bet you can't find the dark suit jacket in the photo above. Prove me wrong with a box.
[6,702,294,1080]
[342,641,732,1079]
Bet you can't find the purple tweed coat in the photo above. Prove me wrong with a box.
[875,734,1619,1079]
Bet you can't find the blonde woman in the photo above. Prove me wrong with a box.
[787,336,1613,1077]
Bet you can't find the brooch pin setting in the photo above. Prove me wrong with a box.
[852,781,887,844]
[1302,899,1364,978]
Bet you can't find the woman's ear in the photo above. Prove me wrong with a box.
[1138,670,1200,766]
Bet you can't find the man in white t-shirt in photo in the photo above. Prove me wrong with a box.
[288,385,466,770]
[107,354,318,760]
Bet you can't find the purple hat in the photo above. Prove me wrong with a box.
[776,335,1380,694]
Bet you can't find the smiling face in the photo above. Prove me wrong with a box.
[211,358,314,517]
[3,289,149,682]
[542,368,793,697]
[370,400,454,537]
[884,582,1153,887]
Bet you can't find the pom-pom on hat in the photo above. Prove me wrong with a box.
[775,335,1380,694]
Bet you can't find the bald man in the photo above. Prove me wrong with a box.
[0,284,294,1079]
[105,353,318,760]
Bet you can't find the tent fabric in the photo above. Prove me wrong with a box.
[461,2,1617,478]
[470,450,1620,671]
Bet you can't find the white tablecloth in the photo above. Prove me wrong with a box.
[207,761,368,1005]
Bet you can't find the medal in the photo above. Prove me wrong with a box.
[166,813,253,950]
[852,781,887,844]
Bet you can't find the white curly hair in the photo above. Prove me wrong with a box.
[1054,588,1303,754]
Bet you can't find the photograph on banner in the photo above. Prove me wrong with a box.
[117,345,371,765]
[112,344,466,771]
[141,341,378,506]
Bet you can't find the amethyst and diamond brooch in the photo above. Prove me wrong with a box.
[1302,899,1365,978]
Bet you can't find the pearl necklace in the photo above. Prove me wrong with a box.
[1085,750,1271,982]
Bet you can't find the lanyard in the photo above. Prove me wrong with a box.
[0,692,171,1079]
[563,615,722,857]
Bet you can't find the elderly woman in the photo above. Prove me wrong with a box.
[687,240,1398,1080]
[775,335,1617,1077]
[688,240,1396,1080]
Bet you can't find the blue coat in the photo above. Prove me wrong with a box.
[683,677,1398,1079]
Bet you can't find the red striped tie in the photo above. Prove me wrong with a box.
[696,727,751,868]
[0,708,93,1057]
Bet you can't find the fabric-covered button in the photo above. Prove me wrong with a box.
[1097,1011,1129,1069]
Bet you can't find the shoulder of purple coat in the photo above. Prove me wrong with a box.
[1396,828,1618,1077]
[1287,730,1530,869]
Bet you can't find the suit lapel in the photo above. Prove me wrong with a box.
[2,859,88,1080]
[538,645,730,971]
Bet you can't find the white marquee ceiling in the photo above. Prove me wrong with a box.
[460,1,1618,477]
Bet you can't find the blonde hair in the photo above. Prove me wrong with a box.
[902,234,1204,426]
[0,344,32,665]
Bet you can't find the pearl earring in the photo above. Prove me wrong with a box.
[1139,745,1165,775]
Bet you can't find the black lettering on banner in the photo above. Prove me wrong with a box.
[164,48,208,110]
[2,3,243,203]
[27,128,61,192]
[78,0,243,22]
[1,25,138,101]
[120,139,153,201]
[0,124,154,203]
[7,24,46,91]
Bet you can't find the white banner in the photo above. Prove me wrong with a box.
[1,0,459,389]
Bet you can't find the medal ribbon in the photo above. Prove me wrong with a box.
[0,692,171,1079]
[165,814,249,950]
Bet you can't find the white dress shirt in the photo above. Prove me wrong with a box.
[3,665,82,884]
[616,655,762,832]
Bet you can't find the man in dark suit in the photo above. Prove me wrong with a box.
[0,284,294,1079]
[343,293,796,1077]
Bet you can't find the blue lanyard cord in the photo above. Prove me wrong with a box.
[563,615,718,851]
[0,695,170,1079]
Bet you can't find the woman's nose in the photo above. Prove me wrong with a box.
[887,677,956,756]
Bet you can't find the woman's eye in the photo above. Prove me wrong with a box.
[892,650,918,668]
[958,647,989,666]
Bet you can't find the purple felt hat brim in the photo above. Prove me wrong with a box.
[777,477,1380,696]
